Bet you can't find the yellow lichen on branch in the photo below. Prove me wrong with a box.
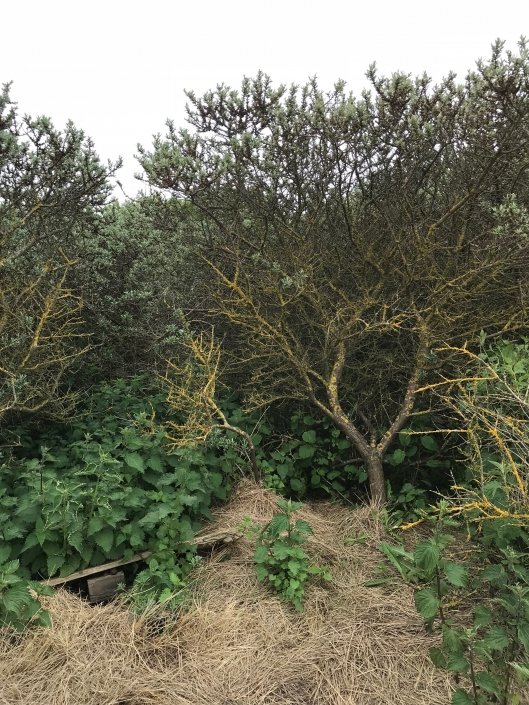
[164,327,260,481]
[0,252,89,420]
[425,345,529,530]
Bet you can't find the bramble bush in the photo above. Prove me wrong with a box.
[262,409,458,525]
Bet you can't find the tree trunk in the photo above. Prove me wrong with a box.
[324,407,387,504]
[365,454,386,504]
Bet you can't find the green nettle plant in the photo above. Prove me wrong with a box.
[244,499,331,611]
[126,552,201,614]
[0,546,54,631]
[262,412,366,499]
[0,377,238,622]
[377,508,529,705]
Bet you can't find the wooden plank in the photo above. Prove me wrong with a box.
[41,528,242,587]
[43,551,151,587]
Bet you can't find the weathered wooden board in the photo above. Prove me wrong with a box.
[41,528,242,587]
[44,551,151,587]
[87,571,125,603]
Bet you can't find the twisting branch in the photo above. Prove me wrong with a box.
[164,327,260,482]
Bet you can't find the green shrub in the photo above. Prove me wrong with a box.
[262,412,367,498]
[377,507,529,705]
[244,499,331,611]
[0,377,237,617]
[376,333,529,705]
[0,545,54,631]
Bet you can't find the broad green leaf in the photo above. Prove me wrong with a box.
[288,560,300,576]
[294,519,312,535]
[37,610,52,628]
[47,554,65,577]
[301,430,316,444]
[124,452,145,473]
[298,444,315,459]
[1,574,21,586]
[2,559,20,575]
[87,516,105,536]
[289,478,305,492]
[80,544,94,564]
[474,671,500,696]
[2,586,31,614]
[331,479,346,492]
[21,533,40,552]
[272,543,291,560]
[480,564,506,583]
[473,639,493,661]
[207,471,223,489]
[68,530,84,554]
[311,472,321,486]
[451,688,472,705]
[35,516,46,546]
[510,662,529,683]
[429,646,447,669]
[94,527,114,554]
[254,545,269,563]
[0,544,12,563]
[2,524,25,540]
[139,505,174,527]
[414,541,440,574]
[180,494,199,507]
[129,527,145,548]
[443,561,468,588]
[414,588,440,620]
[473,605,493,627]
[446,653,469,673]
[266,514,290,536]
[391,448,406,465]
[255,565,268,583]
[483,626,509,652]
[442,626,463,652]
[513,564,529,583]
[420,435,438,451]
[59,555,82,577]
[146,454,164,472]
[517,621,529,653]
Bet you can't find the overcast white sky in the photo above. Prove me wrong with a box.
[2,0,528,196]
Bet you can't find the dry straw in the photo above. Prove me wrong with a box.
[0,481,452,705]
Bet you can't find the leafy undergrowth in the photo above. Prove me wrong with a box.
[0,481,453,705]
[0,377,243,623]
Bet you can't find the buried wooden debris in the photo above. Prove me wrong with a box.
[41,528,242,589]
[87,571,125,603]
[43,551,151,587]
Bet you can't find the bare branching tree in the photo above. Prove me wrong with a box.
[141,41,529,501]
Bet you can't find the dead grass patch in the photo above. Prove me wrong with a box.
[0,480,453,705]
